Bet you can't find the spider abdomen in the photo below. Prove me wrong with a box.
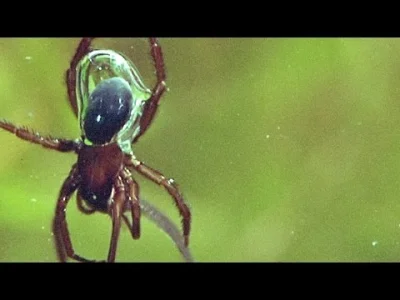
[82,77,133,145]
[77,143,124,211]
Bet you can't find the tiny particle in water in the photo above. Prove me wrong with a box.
[41,226,45,230]
[372,241,378,247]
[277,126,280,130]
[25,56,32,60]
[28,112,34,118]
[291,231,295,235]
[31,198,37,202]
[266,134,270,139]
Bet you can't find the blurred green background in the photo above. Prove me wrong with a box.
[1,38,400,262]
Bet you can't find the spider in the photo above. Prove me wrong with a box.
[0,38,192,262]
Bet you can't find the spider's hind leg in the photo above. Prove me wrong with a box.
[54,164,100,263]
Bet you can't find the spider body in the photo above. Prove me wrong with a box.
[77,143,124,211]
[0,38,192,262]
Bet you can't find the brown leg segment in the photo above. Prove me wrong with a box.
[133,38,167,143]
[107,177,125,262]
[0,120,79,152]
[66,38,95,117]
[125,157,191,247]
[54,164,98,262]
[121,168,141,239]
[53,215,67,262]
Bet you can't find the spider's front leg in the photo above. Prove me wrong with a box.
[0,120,80,152]
[54,164,99,263]
[125,156,191,247]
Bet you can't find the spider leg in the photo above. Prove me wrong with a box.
[53,214,67,262]
[54,164,98,263]
[107,177,125,262]
[125,156,191,247]
[0,120,80,152]
[122,199,194,262]
[121,168,141,239]
[133,38,167,143]
[66,38,95,117]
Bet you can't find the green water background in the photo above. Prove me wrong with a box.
[1,38,400,262]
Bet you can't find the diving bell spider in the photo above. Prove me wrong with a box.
[0,38,192,262]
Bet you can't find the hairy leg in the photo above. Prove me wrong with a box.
[133,38,167,143]
[125,157,191,246]
[0,120,80,152]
